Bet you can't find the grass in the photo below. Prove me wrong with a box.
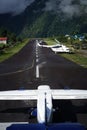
[43,38,57,45]
[60,53,87,68]
[0,44,5,48]
[0,39,29,62]
[44,38,87,68]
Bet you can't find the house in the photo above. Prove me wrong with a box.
[0,37,7,44]
[73,35,85,41]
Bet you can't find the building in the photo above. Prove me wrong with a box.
[0,37,7,44]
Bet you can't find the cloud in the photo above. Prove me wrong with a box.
[0,0,35,15]
[45,0,87,18]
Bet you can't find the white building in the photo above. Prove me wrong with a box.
[0,37,7,44]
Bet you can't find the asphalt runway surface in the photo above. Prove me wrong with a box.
[0,39,87,127]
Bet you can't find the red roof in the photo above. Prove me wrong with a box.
[0,37,7,40]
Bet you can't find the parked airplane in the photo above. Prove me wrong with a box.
[51,45,70,53]
[0,85,87,130]
[36,40,70,53]
[37,40,60,48]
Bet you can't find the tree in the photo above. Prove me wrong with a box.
[10,33,17,44]
[0,27,7,37]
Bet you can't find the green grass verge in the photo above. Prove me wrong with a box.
[43,38,57,45]
[60,53,87,68]
[0,39,29,63]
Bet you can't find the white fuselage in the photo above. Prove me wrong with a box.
[37,86,52,124]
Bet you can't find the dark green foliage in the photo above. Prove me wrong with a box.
[0,27,8,37]
[0,27,22,52]
[56,35,67,43]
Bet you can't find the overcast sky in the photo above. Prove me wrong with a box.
[0,0,35,15]
[0,0,87,18]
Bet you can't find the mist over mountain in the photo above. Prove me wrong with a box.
[45,0,87,18]
[0,0,87,38]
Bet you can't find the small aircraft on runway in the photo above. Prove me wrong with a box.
[0,85,87,130]
[36,39,61,48]
[36,40,70,53]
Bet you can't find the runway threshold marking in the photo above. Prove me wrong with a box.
[0,60,34,76]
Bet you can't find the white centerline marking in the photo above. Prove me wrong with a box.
[36,65,39,78]
[36,41,40,78]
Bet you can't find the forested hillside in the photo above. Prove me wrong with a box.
[0,0,87,38]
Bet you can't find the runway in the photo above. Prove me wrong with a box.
[0,39,87,126]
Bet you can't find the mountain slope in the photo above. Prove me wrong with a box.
[0,0,87,38]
